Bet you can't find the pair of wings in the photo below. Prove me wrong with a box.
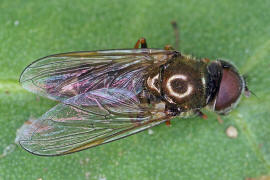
[18,49,176,156]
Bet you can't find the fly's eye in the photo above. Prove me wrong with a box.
[215,67,243,112]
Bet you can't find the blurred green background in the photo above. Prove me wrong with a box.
[1,0,270,179]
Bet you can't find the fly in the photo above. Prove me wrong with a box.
[17,23,250,156]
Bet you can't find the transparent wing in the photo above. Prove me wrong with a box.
[20,49,175,101]
[17,88,170,156]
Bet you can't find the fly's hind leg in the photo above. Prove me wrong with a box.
[134,38,148,48]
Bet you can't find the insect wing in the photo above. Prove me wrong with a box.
[17,88,170,156]
[20,49,175,101]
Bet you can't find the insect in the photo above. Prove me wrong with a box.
[18,26,250,156]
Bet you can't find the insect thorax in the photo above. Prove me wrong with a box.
[145,55,209,112]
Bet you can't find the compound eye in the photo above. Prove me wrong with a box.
[215,68,243,112]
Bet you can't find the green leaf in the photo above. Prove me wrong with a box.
[1,0,270,179]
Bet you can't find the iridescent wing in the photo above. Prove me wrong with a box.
[20,49,175,101]
[17,88,171,156]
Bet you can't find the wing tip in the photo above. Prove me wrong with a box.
[15,118,51,156]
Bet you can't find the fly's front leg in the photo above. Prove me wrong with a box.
[134,38,148,48]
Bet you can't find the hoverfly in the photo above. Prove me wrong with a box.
[18,27,250,156]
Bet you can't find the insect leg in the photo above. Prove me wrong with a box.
[164,45,175,50]
[165,104,181,116]
[171,21,179,50]
[165,120,171,126]
[163,21,180,50]
[217,115,224,124]
[195,110,208,119]
[163,105,181,126]
[134,38,148,48]
[202,58,211,63]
